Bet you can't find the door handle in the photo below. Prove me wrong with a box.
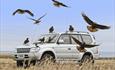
[68,48,71,50]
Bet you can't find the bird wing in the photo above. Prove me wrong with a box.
[83,44,99,48]
[12,9,22,15]
[52,0,68,7]
[93,23,110,29]
[25,10,34,16]
[52,0,58,3]
[71,36,83,45]
[38,13,47,20]
[71,35,99,48]
[60,3,68,7]
[82,13,95,25]
[27,17,36,21]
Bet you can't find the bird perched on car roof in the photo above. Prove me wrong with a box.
[81,12,110,32]
[49,26,54,33]
[27,13,47,24]
[52,0,69,8]
[69,25,74,32]
[12,9,34,17]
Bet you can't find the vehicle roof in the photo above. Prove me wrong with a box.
[46,31,90,35]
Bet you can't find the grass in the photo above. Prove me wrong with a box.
[0,58,115,70]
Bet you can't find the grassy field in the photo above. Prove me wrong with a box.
[0,58,115,70]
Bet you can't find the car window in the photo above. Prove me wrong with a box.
[71,34,82,44]
[81,35,92,44]
[58,34,70,44]
[37,34,59,43]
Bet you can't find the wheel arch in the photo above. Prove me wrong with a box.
[40,51,56,60]
[82,52,93,59]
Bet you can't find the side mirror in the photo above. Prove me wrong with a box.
[58,39,64,44]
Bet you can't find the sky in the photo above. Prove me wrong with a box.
[0,0,115,55]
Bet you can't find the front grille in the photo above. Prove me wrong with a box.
[17,48,30,53]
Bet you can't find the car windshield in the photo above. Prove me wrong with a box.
[37,34,59,43]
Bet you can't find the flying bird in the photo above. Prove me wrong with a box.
[81,13,110,32]
[71,36,99,48]
[52,0,69,8]
[13,9,34,16]
[28,13,47,24]
[23,38,29,45]
[49,26,54,33]
[69,25,74,32]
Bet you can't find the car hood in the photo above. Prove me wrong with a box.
[16,45,35,48]
[37,43,56,48]
[16,43,55,48]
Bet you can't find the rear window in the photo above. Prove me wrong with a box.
[81,35,92,44]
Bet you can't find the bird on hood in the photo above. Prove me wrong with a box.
[23,38,29,45]
[81,12,110,32]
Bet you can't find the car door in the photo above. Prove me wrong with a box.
[70,34,83,59]
[54,34,81,60]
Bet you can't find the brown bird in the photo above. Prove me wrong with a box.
[28,13,47,24]
[69,25,74,32]
[13,9,34,16]
[49,26,54,33]
[52,0,69,8]
[81,13,110,32]
[71,36,99,48]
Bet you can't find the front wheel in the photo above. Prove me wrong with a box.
[40,53,55,64]
[16,60,23,67]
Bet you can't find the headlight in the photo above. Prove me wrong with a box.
[30,47,40,52]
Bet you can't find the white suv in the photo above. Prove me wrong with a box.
[14,31,99,67]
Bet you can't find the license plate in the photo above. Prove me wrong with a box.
[18,54,23,57]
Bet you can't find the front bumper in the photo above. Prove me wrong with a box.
[14,52,37,60]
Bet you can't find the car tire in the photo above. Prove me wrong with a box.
[16,60,23,67]
[79,54,94,66]
[40,53,55,64]
[30,60,37,65]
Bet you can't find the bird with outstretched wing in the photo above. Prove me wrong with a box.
[52,0,69,8]
[28,13,47,24]
[81,12,110,32]
[13,9,34,16]
[71,36,99,48]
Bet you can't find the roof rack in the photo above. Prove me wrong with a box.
[65,31,89,34]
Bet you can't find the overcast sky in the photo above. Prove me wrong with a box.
[0,0,115,54]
